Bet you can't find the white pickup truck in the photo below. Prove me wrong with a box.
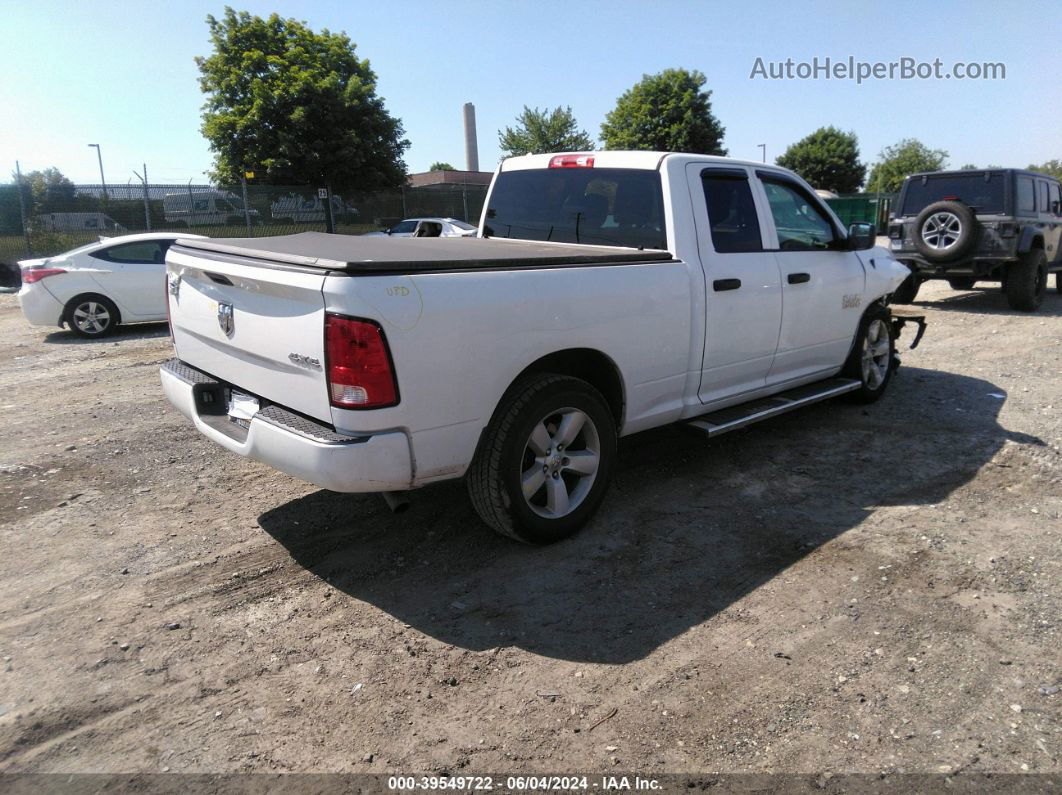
[161,151,921,543]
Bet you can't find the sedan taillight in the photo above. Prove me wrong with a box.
[22,267,66,283]
[324,314,399,409]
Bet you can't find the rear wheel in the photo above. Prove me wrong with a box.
[467,374,617,544]
[1005,249,1047,312]
[65,295,119,338]
[841,304,895,404]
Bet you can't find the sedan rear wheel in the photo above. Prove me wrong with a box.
[67,296,119,338]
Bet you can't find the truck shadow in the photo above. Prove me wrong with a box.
[258,367,1042,664]
[912,288,1062,317]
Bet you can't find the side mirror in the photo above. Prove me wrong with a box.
[848,222,876,251]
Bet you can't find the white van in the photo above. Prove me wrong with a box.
[163,191,259,227]
[36,212,125,233]
[270,194,358,224]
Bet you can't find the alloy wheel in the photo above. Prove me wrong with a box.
[860,319,890,389]
[519,407,601,519]
[921,212,962,250]
[72,301,112,335]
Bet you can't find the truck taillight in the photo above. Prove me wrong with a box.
[549,155,594,168]
[324,314,399,409]
[22,267,66,283]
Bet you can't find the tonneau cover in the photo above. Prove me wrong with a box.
[172,231,674,274]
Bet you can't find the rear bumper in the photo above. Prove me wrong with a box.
[160,359,413,493]
[17,283,64,327]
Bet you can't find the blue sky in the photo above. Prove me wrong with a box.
[3,0,1059,185]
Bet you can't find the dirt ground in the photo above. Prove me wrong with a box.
[0,281,1059,779]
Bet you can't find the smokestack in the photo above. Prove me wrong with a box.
[463,102,479,172]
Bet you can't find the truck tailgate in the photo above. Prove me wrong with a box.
[166,246,331,422]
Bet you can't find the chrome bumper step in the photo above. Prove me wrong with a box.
[685,378,860,438]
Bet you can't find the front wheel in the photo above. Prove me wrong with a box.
[467,374,617,544]
[65,295,119,338]
[841,304,895,404]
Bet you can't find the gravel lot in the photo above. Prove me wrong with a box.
[0,282,1059,778]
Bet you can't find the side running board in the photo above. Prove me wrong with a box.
[685,378,860,438]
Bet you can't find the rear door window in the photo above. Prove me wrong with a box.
[701,171,762,253]
[1016,177,1036,214]
[485,167,667,250]
[1038,181,1050,213]
[91,241,166,264]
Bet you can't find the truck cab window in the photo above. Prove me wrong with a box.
[702,173,762,253]
[762,180,837,250]
[485,168,666,250]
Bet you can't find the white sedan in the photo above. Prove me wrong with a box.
[363,217,477,238]
[18,232,204,338]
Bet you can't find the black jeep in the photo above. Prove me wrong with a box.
[887,169,1062,311]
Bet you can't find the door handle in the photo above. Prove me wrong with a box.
[787,272,811,284]
[713,278,741,291]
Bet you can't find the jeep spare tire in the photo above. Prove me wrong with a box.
[913,200,978,263]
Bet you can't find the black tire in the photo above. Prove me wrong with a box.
[467,374,617,544]
[841,304,895,404]
[912,200,978,263]
[891,274,921,304]
[1005,249,1047,312]
[948,277,976,291]
[64,294,120,338]
[1055,271,1062,295]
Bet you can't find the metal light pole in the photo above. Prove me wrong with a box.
[88,143,107,200]
[758,144,766,163]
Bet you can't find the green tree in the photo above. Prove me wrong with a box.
[866,139,948,193]
[775,127,865,193]
[498,106,595,157]
[601,68,726,155]
[196,7,409,190]
[429,162,456,171]
[12,167,77,213]
[959,163,978,170]
[1028,159,1062,178]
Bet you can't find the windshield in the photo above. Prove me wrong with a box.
[901,173,1006,215]
[391,220,418,233]
[484,168,667,250]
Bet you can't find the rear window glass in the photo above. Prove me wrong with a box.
[901,173,1006,215]
[484,168,667,250]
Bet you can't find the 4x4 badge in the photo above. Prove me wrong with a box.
[217,302,234,336]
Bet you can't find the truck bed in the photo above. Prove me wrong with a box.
[172,232,674,275]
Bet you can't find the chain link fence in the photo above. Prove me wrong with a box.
[0,181,489,265]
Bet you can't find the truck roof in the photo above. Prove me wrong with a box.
[500,151,779,172]
[173,232,674,275]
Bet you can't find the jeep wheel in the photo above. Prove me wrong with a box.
[948,277,976,291]
[841,304,895,404]
[1005,249,1047,312]
[467,374,617,544]
[1056,271,1062,295]
[913,200,978,263]
[891,274,921,304]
